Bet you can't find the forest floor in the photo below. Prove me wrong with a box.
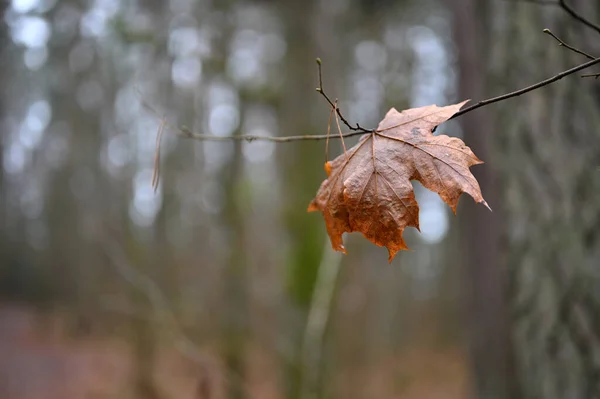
[0,304,472,399]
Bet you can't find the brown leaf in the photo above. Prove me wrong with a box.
[308,101,490,262]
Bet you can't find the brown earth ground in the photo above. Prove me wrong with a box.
[0,305,472,399]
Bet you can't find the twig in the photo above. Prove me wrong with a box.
[507,0,600,40]
[181,55,600,139]
[559,0,600,36]
[315,58,371,133]
[139,97,368,143]
[543,29,596,60]
[452,56,600,119]
[542,29,600,78]
[178,125,367,142]
[147,55,600,145]
[581,73,600,79]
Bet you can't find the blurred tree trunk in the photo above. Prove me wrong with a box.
[43,0,92,307]
[454,1,600,398]
[279,0,330,397]
[127,4,171,399]
[0,1,7,252]
[0,2,10,298]
[451,1,513,398]
[495,3,600,398]
[211,7,249,399]
[219,121,248,399]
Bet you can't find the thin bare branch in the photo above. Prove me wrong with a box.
[542,29,600,78]
[315,58,371,133]
[452,56,600,119]
[147,53,600,146]
[543,29,596,60]
[581,73,600,79]
[559,0,600,36]
[177,125,367,142]
[505,0,600,38]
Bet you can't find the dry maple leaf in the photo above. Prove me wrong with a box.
[308,100,490,262]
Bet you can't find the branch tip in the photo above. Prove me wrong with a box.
[543,29,596,60]
[314,57,372,134]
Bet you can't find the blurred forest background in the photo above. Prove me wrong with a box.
[0,0,599,398]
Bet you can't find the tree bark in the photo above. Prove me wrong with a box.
[497,3,600,398]
[454,1,600,398]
